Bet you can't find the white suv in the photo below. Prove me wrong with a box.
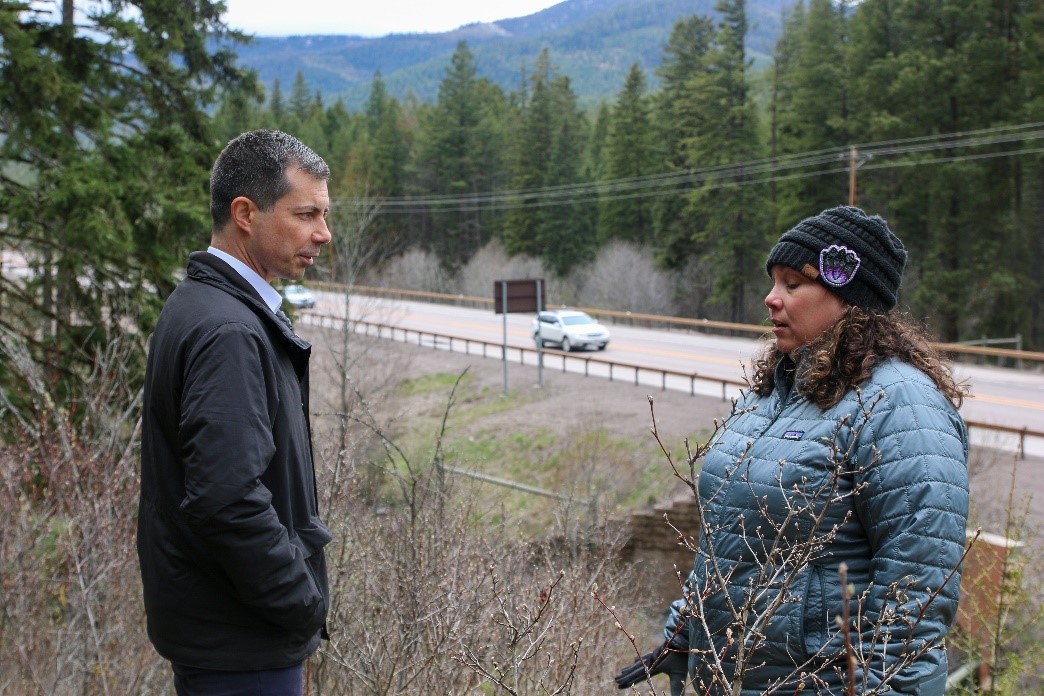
[532,310,610,352]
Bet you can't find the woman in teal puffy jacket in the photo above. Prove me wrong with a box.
[616,207,969,696]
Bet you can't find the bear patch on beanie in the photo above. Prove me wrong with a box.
[765,206,907,311]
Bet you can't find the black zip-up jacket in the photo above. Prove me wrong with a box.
[138,252,331,670]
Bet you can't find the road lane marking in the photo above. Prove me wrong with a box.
[364,311,1044,412]
[970,393,1044,411]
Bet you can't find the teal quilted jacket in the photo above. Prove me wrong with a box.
[664,356,969,695]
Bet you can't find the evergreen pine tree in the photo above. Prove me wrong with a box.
[504,51,556,261]
[544,74,595,276]
[585,101,612,183]
[268,78,285,126]
[415,42,508,269]
[290,70,312,122]
[651,14,716,267]
[503,50,594,276]
[683,0,770,322]
[598,64,655,245]
[0,0,257,403]
[847,0,1034,341]
[773,0,852,231]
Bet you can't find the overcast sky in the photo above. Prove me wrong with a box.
[221,1,564,37]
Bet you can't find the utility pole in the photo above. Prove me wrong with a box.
[848,145,858,206]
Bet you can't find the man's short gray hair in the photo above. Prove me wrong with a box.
[210,129,330,230]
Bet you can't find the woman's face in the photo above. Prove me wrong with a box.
[765,265,847,355]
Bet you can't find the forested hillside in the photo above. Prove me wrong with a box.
[230,0,790,109]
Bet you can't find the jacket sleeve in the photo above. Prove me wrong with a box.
[178,321,324,633]
[663,575,694,650]
[851,374,969,695]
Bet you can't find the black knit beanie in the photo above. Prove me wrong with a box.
[765,206,907,311]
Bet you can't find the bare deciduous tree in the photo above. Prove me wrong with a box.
[309,364,641,693]
[578,241,677,316]
[375,247,452,295]
[455,239,548,299]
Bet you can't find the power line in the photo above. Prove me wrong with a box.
[373,122,1041,207]
[337,122,1043,214]
[374,145,1043,214]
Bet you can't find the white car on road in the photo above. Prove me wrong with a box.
[281,284,317,309]
[532,310,610,352]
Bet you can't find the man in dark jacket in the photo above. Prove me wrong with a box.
[138,129,333,695]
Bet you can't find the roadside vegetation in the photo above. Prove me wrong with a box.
[3,322,1040,693]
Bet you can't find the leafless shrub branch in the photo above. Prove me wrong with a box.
[0,329,163,695]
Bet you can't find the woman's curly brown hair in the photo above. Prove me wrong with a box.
[750,306,968,410]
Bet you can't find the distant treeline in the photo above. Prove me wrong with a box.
[215,0,1043,346]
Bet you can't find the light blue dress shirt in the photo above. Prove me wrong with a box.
[207,246,283,314]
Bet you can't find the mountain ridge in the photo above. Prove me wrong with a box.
[228,0,792,110]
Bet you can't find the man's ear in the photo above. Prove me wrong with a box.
[229,196,256,234]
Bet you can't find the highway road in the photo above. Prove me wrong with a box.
[304,290,1044,457]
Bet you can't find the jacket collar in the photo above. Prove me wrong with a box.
[773,349,813,402]
[185,252,310,351]
[206,246,282,312]
[187,250,264,302]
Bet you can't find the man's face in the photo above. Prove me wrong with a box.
[245,167,331,282]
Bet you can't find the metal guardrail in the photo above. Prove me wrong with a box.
[309,281,1044,367]
[304,311,746,399]
[963,420,1040,460]
[302,310,1044,459]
